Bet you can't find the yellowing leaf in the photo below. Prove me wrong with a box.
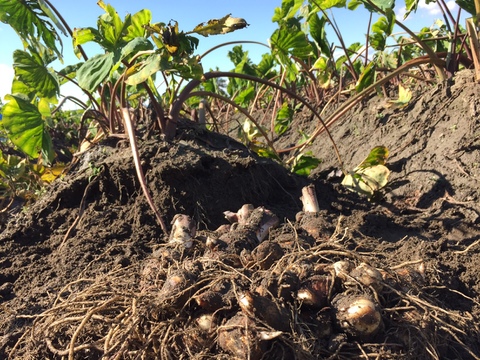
[342,165,390,197]
[243,119,263,141]
[355,146,389,170]
[40,164,66,183]
[387,84,412,108]
[192,14,248,37]
[342,146,391,199]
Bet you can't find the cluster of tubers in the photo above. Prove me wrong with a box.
[138,185,427,359]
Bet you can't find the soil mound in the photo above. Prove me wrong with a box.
[0,70,479,359]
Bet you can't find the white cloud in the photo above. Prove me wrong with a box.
[0,63,14,102]
[397,0,458,20]
[418,0,457,15]
[396,6,407,20]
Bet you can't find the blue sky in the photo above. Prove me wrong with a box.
[0,0,464,105]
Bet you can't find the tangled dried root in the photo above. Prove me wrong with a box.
[9,214,480,360]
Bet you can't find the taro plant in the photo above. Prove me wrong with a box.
[1,1,340,232]
[0,0,251,231]
[235,0,477,198]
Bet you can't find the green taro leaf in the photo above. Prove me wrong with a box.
[57,63,82,85]
[272,0,304,22]
[369,11,395,51]
[2,94,54,161]
[363,0,395,11]
[356,61,376,92]
[348,0,394,12]
[291,153,321,176]
[348,0,363,10]
[455,0,476,16]
[124,9,151,40]
[355,146,389,170]
[0,0,63,60]
[270,25,313,59]
[235,85,256,106]
[11,80,35,98]
[13,50,59,99]
[73,27,100,47]
[311,0,347,10]
[308,13,331,57]
[97,0,130,50]
[77,53,115,92]
[256,53,277,78]
[121,37,153,60]
[275,102,294,135]
[38,0,67,36]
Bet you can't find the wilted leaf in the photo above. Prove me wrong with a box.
[249,141,279,160]
[342,165,390,197]
[192,14,249,37]
[242,118,264,141]
[39,164,66,183]
[342,146,390,198]
[124,53,161,85]
[387,84,412,108]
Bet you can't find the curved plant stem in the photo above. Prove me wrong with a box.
[288,55,446,157]
[52,96,88,114]
[311,2,359,82]
[143,83,166,133]
[55,71,100,110]
[362,0,446,81]
[200,41,270,59]
[119,76,168,234]
[43,0,88,61]
[169,71,344,170]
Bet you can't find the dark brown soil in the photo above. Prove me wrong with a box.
[0,70,479,359]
